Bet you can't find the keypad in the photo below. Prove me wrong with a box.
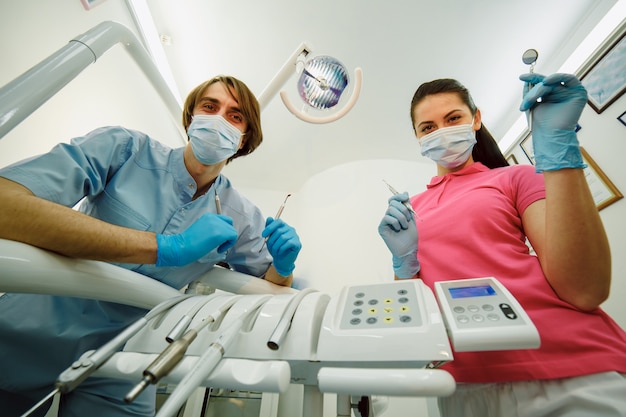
[340,283,423,330]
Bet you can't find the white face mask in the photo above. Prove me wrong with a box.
[419,122,477,169]
[188,114,242,165]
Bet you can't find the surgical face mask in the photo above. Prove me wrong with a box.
[419,122,477,169]
[188,114,242,165]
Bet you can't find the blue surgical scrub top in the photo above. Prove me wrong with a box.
[0,126,272,392]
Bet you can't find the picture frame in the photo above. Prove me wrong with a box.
[80,0,108,10]
[520,132,535,165]
[619,110,626,127]
[506,154,518,165]
[579,24,626,114]
[580,147,623,211]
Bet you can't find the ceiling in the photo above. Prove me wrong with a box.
[1,0,621,193]
[143,0,619,192]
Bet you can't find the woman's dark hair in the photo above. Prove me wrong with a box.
[410,78,509,169]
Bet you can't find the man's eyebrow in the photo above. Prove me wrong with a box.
[198,97,218,105]
[198,96,243,114]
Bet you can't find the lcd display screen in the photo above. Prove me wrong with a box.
[448,285,496,299]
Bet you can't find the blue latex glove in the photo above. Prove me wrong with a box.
[378,192,420,279]
[156,213,238,267]
[262,217,302,277]
[519,72,587,173]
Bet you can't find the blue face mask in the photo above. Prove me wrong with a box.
[188,114,242,165]
[419,122,476,169]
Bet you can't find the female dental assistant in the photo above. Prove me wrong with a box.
[0,75,302,416]
[378,73,626,416]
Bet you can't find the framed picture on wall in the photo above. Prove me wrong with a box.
[580,147,623,210]
[619,110,626,127]
[506,154,518,165]
[520,133,535,165]
[580,24,626,114]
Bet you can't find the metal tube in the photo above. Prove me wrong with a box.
[0,21,185,143]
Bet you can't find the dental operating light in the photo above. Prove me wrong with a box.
[258,42,362,124]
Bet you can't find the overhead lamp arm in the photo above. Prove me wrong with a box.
[257,42,313,109]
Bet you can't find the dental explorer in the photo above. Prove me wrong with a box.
[383,180,422,221]
[259,193,291,252]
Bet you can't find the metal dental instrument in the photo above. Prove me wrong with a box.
[125,295,244,404]
[21,295,192,417]
[522,49,539,131]
[259,193,291,252]
[383,180,422,222]
[215,193,222,214]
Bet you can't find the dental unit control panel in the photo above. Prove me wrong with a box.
[435,277,540,352]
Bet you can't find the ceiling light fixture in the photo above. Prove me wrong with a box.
[258,42,363,124]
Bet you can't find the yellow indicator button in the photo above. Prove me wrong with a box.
[384,317,394,323]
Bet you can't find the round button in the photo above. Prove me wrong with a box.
[457,315,469,324]
[487,313,500,321]
[472,314,485,322]
[366,317,378,324]
[482,304,494,311]
[368,299,378,305]
[354,300,363,306]
[398,297,409,303]
[453,306,465,314]
[467,305,480,313]
[352,308,363,315]
[350,318,361,325]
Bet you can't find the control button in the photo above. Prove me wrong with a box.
[453,306,465,314]
[384,307,393,313]
[499,303,518,320]
[467,305,480,313]
[384,298,393,304]
[398,297,409,303]
[457,315,469,324]
[355,292,365,298]
[368,308,377,314]
[472,314,484,322]
[487,313,500,321]
[399,315,412,323]
[368,299,379,305]
[482,304,494,311]
[384,317,394,323]
[354,300,364,306]
[397,289,408,295]
[366,317,378,324]
[350,318,361,325]
[352,308,363,315]
[400,306,410,313]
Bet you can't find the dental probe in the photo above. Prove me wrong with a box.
[259,193,291,252]
[383,180,422,221]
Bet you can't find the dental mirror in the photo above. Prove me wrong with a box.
[522,49,538,71]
